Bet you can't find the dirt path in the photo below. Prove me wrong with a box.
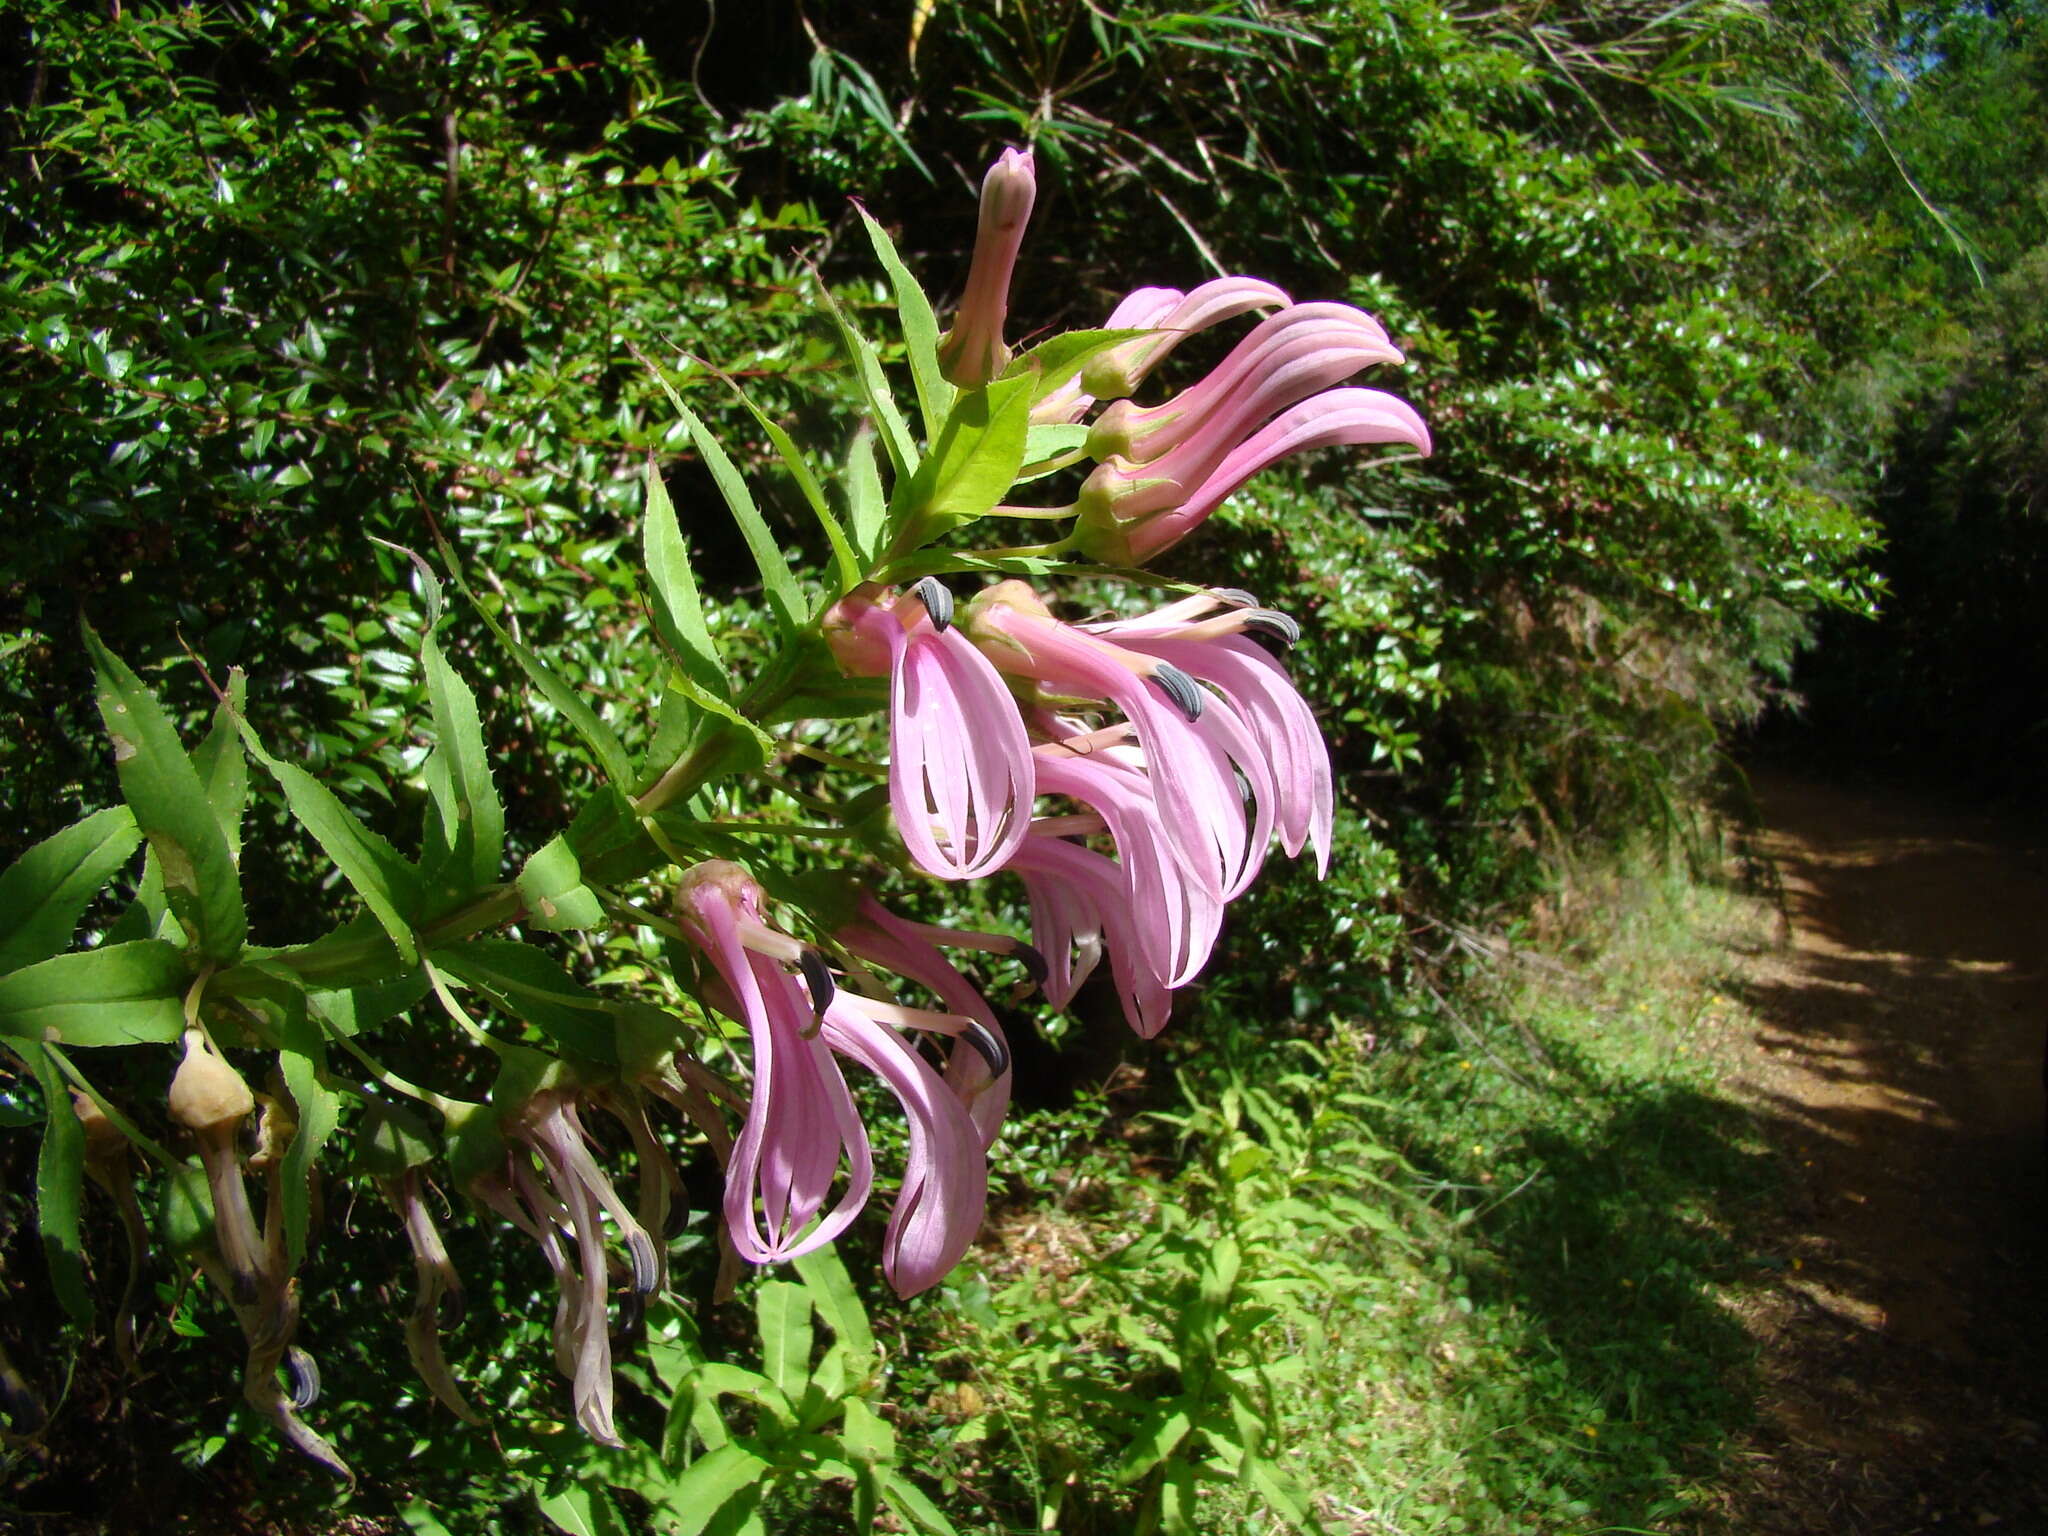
[1719,772,2048,1533]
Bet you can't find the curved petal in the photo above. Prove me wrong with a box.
[888,624,1034,880]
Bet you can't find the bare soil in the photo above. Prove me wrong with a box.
[1717,771,2048,1534]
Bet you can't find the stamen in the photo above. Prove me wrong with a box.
[799,950,837,1019]
[1012,941,1050,986]
[1241,608,1302,647]
[1210,587,1260,608]
[962,1019,1011,1079]
[912,576,955,632]
[284,1346,321,1409]
[1150,661,1206,721]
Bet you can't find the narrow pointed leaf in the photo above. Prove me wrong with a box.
[0,941,188,1047]
[880,1472,963,1536]
[889,374,1035,532]
[845,427,887,566]
[421,633,505,892]
[755,1280,814,1403]
[0,808,143,973]
[83,625,246,964]
[642,462,732,699]
[233,719,422,966]
[793,1245,878,1368]
[20,1042,92,1325]
[709,368,863,597]
[189,671,249,860]
[857,206,952,439]
[817,282,918,479]
[643,372,804,637]
[278,1004,337,1269]
[1115,1399,1195,1483]
[662,1443,772,1536]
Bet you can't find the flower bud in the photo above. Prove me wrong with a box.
[168,1029,254,1134]
[936,147,1037,388]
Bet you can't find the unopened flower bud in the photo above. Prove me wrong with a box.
[936,147,1036,389]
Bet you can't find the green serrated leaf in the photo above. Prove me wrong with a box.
[189,671,249,861]
[83,625,247,964]
[0,808,143,974]
[818,283,918,480]
[642,462,731,699]
[639,365,805,636]
[755,1280,814,1404]
[845,427,887,566]
[880,1471,963,1536]
[858,206,953,439]
[536,1482,630,1536]
[793,1246,878,1370]
[427,938,616,1064]
[888,374,1036,539]
[702,366,863,598]
[1159,1458,1200,1536]
[516,835,605,932]
[420,633,505,895]
[277,1003,337,1270]
[0,941,188,1047]
[19,1041,92,1325]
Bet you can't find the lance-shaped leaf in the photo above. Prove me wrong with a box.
[706,365,863,598]
[845,427,888,567]
[419,626,506,899]
[642,462,731,700]
[887,374,1035,539]
[817,280,919,480]
[231,713,423,964]
[857,205,952,440]
[190,671,250,860]
[427,938,617,1065]
[0,941,188,1048]
[83,625,247,965]
[643,370,805,638]
[660,1442,772,1536]
[278,1005,338,1270]
[516,836,605,932]
[754,1281,815,1404]
[19,1042,92,1325]
[0,808,143,973]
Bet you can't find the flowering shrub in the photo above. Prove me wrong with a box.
[0,147,1424,1485]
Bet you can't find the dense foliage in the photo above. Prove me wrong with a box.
[2,1,2025,1531]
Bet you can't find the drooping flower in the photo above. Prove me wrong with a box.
[937,147,1037,389]
[963,580,1247,890]
[1080,276,1294,402]
[1075,386,1432,565]
[1084,590,1334,875]
[1082,302,1403,469]
[825,580,1034,881]
[1007,829,1178,1038]
[676,862,994,1296]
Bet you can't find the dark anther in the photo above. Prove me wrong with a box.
[1210,587,1259,609]
[1012,941,1050,987]
[1150,662,1206,721]
[962,1019,1011,1079]
[616,1289,645,1339]
[284,1346,322,1409]
[439,1285,467,1329]
[799,950,837,1018]
[1241,608,1302,647]
[912,576,955,632]
[627,1231,660,1296]
[664,1194,692,1240]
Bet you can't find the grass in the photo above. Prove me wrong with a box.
[882,857,1786,1535]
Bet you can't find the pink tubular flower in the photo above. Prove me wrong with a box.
[1008,830,1176,1038]
[1083,303,1403,468]
[1080,276,1294,401]
[1085,591,1334,874]
[676,862,991,1297]
[937,147,1037,388]
[963,580,1244,891]
[825,581,1033,881]
[1075,386,1432,565]
[1031,286,1187,426]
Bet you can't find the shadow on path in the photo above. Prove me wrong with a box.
[1719,772,2048,1533]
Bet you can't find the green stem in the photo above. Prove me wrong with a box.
[321,1021,465,1119]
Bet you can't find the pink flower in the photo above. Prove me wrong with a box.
[937,147,1037,388]
[1031,285,1187,426]
[1084,591,1334,874]
[825,580,1033,881]
[1076,386,1432,565]
[1008,830,1177,1038]
[676,862,992,1297]
[964,580,1245,891]
[1080,276,1294,401]
[1083,303,1402,471]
